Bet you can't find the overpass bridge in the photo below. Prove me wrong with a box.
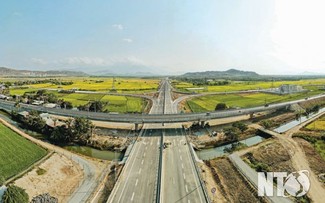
[0,94,324,125]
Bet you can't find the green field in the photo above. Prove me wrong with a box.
[8,77,159,94]
[187,91,323,113]
[306,116,325,131]
[174,78,325,93]
[0,123,47,182]
[58,93,146,113]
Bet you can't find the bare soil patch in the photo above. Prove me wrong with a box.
[242,140,295,172]
[14,153,83,203]
[294,138,325,176]
[205,157,264,203]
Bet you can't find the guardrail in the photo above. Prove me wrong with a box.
[183,128,211,203]
[0,93,324,123]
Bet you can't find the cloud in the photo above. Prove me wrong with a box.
[31,58,48,65]
[112,24,124,30]
[57,56,146,67]
[123,38,133,43]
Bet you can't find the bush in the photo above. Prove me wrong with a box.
[2,185,29,203]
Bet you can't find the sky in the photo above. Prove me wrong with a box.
[1,0,325,75]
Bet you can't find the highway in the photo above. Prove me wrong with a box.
[108,79,208,203]
[0,93,324,123]
[161,80,206,203]
[107,81,166,203]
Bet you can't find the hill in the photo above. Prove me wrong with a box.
[0,67,87,77]
[181,69,260,78]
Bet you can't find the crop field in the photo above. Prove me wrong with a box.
[57,93,146,113]
[0,123,47,182]
[187,91,324,113]
[306,115,325,131]
[7,77,159,95]
[173,78,325,93]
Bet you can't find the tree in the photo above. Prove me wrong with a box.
[89,101,103,112]
[46,93,58,103]
[60,101,73,109]
[232,122,248,132]
[2,185,29,203]
[215,103,227,111]
[223,126,241,141]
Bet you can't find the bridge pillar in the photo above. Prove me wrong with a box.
[134,123,139,131]
[250,113,254,119]
[200,121,205,127]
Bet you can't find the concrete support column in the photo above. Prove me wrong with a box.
[200,121,205,127]
[135,123,139,131]
[250,113,254,119]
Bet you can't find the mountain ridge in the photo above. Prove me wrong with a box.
[0,67,87,77]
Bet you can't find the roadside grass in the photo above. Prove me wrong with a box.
[0,123,47,182]
[315,140,325,160]
[306,116,325,131]
[187,91,324,113]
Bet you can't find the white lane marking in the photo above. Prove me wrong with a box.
[151,141,153,145]
[185,185,189,193]
[143,153,146,157]
[135,179,138,186]
[131,192,135,201]
[178,149,181,153]
[183,173,186,180]
[180,155,182,161]
[141,159,144,165]
[182,163,184,169]
[139,168,142,174]
[145,146,147,150]
[188,200,191,203]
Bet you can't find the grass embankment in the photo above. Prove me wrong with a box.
[0,123,47,182]
[187,91,323,113]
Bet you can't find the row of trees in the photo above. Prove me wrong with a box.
[12,110,94,144]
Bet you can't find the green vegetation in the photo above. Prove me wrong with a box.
[8,77,159,94]
[306,115,325,131]
[244,152,270,172]
[187,91,322,113]
[36,167,47,175]
[293,133,325,160]
[173,78,325,93]
[0,123,47,182]
[2,185,29,203]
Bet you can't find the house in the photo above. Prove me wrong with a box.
[40,113,66,128]
[43,103,57,108]
[0,94,9,100]
[18,111,30,119]
[32,100,45,106]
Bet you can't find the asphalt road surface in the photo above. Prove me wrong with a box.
[107,80,166,203]
[108,79,207,203]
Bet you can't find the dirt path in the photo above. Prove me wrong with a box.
[251,112,325,203]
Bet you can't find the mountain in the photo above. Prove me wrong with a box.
[181,69,260,78]
[0,67,87,77]
[299,71,325,76]
[81,64,163,76]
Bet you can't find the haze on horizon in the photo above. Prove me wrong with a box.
[1,0,325,75]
